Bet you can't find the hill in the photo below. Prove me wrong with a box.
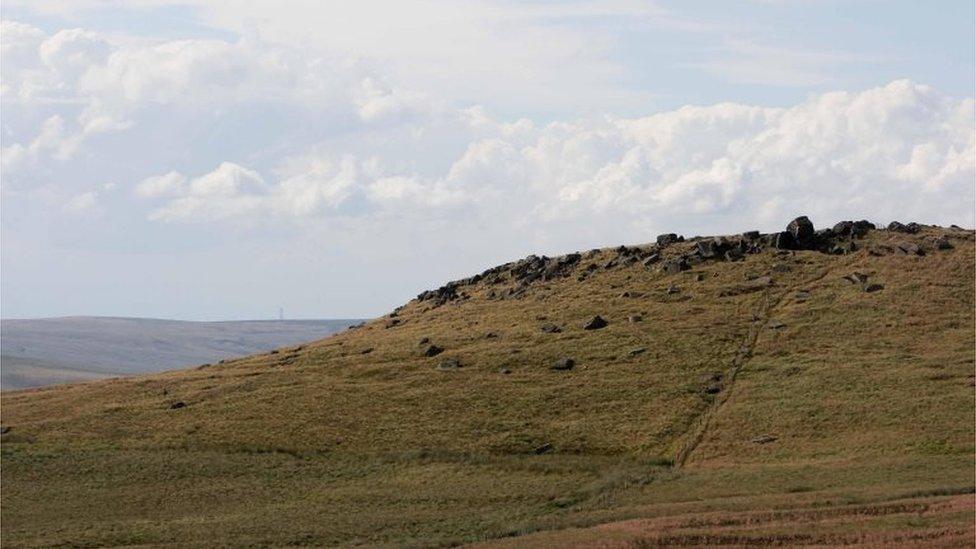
[0,317,361,389]
[1,218,974,547]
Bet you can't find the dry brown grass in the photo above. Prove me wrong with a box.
[1,225,973,547]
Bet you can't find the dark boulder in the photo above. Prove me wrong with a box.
[583,315,608,330]
[934,236,953,250]
[851,220,875,237]
[656,233,681,246]
[661,258,689,275]
[888,221,921,234]
[864,283,885,293]
[742,230,760,240]
[773,231,794,250]
[422,344,444,357]
[786,216,815,248]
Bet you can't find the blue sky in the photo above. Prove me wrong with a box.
[2,1,974,320]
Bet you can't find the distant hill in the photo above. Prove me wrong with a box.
[2,219,973,547]
[0,317,361,389]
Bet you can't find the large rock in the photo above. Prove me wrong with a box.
[656,233,681,246]
[786,216,815,248]
[661,258,689,275]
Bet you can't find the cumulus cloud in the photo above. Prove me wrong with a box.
[136,80,975,236]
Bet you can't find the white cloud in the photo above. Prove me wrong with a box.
[136,80,975,235]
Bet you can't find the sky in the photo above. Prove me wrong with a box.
[1,0,974,320]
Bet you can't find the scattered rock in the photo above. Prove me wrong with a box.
[642,254,660,267]
[661,258,689,275]
[499,367,512,375]
[485,332,499,339]
[888,221,921,234]
[742,230,760,240]
[582,315,608,330]
[864,283,885,293]
[695,273,706,282]
[751,435,777,444]
[627,347,647,357]
[534,443,554,454]
[628,314,643,323]
[551,357,576,370]
[385,318,402,328]
[418,337,430,346]
[842,272,869,285]
[540,323,562,333]
[361,347,374,354]
[169,401,186,410]
[934,236,953,250]
[437,357,461,370]
[896,241,924,256]
[768,320,786,330]
[422,344,444,357]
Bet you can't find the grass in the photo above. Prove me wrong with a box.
[1,226,974,547]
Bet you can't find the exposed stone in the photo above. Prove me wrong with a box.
[583,315,608,330]
[768,320,786,330]
[361,347,374,354]
[540,323,562,334]
[896,241,924,256]
[773,231,794,250]
[628,314,643,323]
[656,233,680,246]
[422,344,444,357]
[751,435,777,444]
[864,283,885,293]
[934,236,953,250]
[499,367,512,375]
[485,332,499,339]
[843,272,869,285]
[888,221,921,234]
[551,358,576,371]
[661,258,689,275]
[742,230,760,240]
[642,253,660,266]
[418,337,430,346]
[534,443,554,454]
[666,284,681,295]
[169,401,186,410]
[437,357,461,370]
[786,216,815,248]
[627,347,647,357]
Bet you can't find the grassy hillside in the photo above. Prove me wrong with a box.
[2,220,973,547]
[1,317,360,389]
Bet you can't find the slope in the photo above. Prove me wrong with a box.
[1,218,973,547]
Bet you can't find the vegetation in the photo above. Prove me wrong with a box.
[2,224,973,547]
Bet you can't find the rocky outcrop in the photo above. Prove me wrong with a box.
[415,215,947,308]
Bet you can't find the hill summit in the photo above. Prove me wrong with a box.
[2,216,974,547]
